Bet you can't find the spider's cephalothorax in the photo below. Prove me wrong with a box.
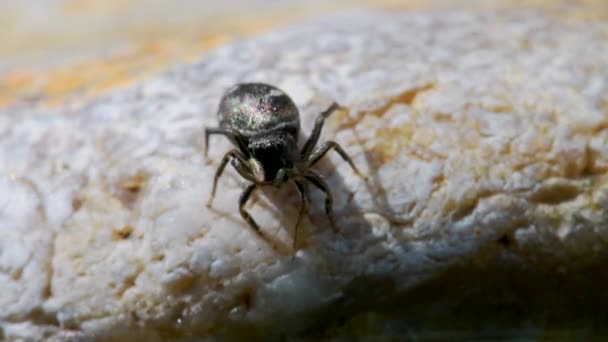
[205,83,360,250]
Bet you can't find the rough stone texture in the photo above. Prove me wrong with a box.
[1,8,608,340]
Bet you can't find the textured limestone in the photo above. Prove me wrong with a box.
[1,8,608,340]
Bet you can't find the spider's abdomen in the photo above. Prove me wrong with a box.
[217,83,300,139]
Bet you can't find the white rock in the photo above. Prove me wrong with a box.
[1,9,608,340]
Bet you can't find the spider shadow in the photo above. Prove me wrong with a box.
[204,130,378,258]
[202,108,414,260]
[250,130,381,258]
[261,160,370,256]
[290,127,416,260]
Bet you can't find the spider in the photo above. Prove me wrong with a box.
[205,83,360,249]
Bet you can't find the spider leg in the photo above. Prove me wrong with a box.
[231,158,257,183]
[239,183,263,235]
[273,167,294,188]
[204,127,249,158]
[300,102,342,159]
[304,171,338,233]
[306,140,361,176]
[293,180,310,251]
[207,149,251,207]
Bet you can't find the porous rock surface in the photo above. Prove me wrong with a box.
[2,9,608,340]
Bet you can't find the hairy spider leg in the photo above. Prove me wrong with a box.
[207,149,251,207]
[293,180,310,250]
[239,183,263,234]
[300,102,342,159]
[307,140,361,176]
[304,171,337,232]
[272,167,294,188]
[231,159,258,183]
[204,127,249,158]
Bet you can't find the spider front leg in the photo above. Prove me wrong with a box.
[239,183,263,235]
[300,102,342,159]
[293,180,310,250]
[304,171,338,233]
[204,127,248,158]
[273,167,294,188]
[207,149,251,207]
[306,140,361,176]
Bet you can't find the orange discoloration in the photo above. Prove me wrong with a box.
[0,71,36,106]
[0,33,232,107]
[3,72,35,89]
[1,1,606,108]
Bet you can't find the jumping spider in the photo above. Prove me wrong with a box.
[205,83,360,249]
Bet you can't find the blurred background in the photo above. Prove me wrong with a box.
[1,0,606,107]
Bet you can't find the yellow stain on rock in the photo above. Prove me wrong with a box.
[1,0,607,108]
[0,33,231,107]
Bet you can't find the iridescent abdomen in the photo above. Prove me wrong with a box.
[217,83,300,139]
